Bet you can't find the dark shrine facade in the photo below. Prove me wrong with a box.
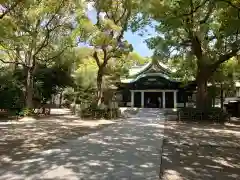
[117,61,196,108]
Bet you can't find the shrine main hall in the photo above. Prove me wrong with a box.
[117,60,196,108]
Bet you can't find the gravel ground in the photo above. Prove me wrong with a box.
[160,118,240,180]
[0,109,115,165]
[0,108,165,180]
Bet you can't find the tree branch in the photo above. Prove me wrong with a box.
[199,0,215,24]
[36,48,67,63]
[218,0,240,10]
[109,1,117,23]
[102,46,109,67]
[191,35,204,66]
[211,48,239,71]
[117,8,131,43]
[0,43,26,65]
[181,0,209,16]
[96,11,101,27]
[0,58,26,67]
[115,6,127,25]
[93,51,101,67]
[185,0,204,64]
[33,24,65,57]
[33,2,63,57]
[0,0,21,19]
[179,39,192,46]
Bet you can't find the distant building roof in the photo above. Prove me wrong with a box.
[121,60,177,84]
[128,61,175,77]
[128,62,151,77]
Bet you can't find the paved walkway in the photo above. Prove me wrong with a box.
[160,120,240,180]
[0,109,166,180]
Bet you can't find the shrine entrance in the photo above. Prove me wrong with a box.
[130,90,177,108]
[144,92,162,108]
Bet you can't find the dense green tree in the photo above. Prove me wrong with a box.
[0,0,78,109]
[143,0,240,108]
[74,54,97,103]
[34,60,74,105]
[0,67,24,110]
[73,0,145,105]
[126,51,150,66]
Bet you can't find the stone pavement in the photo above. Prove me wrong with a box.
[0,108,166,180]
[160,120,240,180]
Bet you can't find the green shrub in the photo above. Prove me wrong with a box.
[18,108,35,117]
[80,105,120,119]
[177,107,229,123]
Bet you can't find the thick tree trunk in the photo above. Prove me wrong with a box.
[97,69,104,106]
[211,83,216,108]
[59,91,63,108]
[26,68,34,109]
[220,83,224,110]
[196,73,209,110]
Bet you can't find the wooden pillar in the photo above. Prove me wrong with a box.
[141,91,144,108]
[174,91,177,108]
[162,91,166,108]
[131,91,134,107]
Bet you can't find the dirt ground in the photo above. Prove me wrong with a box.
[0,109,115,165]
[160,117,240,180]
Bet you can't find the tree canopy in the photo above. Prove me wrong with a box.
[141,0,240,108]
[73,0,141,105]
[0,0,77,109]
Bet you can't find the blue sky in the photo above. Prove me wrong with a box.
[124,30,154,57]
[87,8,155,58]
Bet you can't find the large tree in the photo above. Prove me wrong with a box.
[72,48,145,105]
[144,0,240,108]
[0,0,77,109]
[74,0,143,105]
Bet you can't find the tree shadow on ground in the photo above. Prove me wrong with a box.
[0,109,165,180]
[0,109,114,164]
[160,118,240,180]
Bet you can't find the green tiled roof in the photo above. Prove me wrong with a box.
[121,60,176,83]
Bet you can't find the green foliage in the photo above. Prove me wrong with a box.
[0,50,74,113]
[178,107,229,123]
[35,62,74,104]
[19,108,35,117]
[138,0,240,107]
[168,55,197,82]
[0,0,79,109]
[71,47,150,103]
[73,54,97,102]
[73,0,140,105]
[142,0,240,75]
[0,68,24,110]
[126,51,150,66]
[212,58,240,83]
[80,105,120,119]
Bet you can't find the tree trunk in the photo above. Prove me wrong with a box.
[212,83,216,108]
[97,69,104,106]
[59,91,63,108]
[26,68,34,109]
[196,75,209,110]
[220,83,224,110]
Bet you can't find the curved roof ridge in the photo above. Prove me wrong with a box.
[128,62,152,76]
[156,61,176,73]
[121,72,179,84]
[127,59,176,78]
